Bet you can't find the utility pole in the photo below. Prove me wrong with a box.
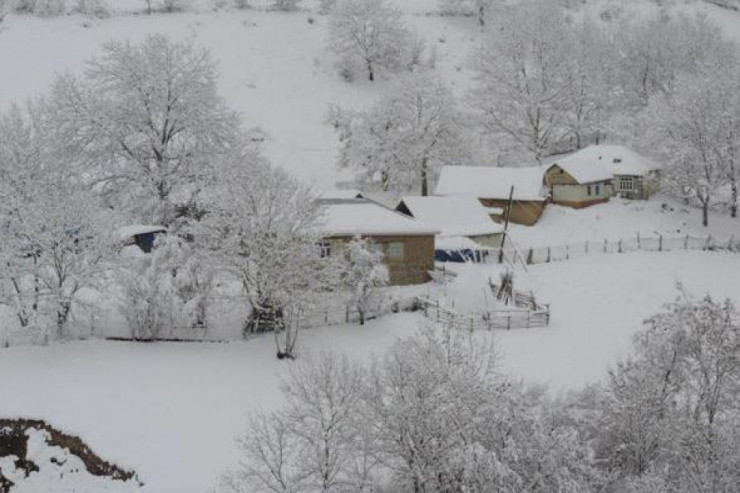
[498,185,514,264]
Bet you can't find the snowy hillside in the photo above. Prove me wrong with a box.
[1,0,739,189]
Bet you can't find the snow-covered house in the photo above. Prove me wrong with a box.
[117,225,167,253]
[316,198,439,285]
[556,145,661,200]
[395,196,504,247]
[545,153,614,208]
[434,166,547,226]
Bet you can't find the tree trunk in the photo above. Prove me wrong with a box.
[358,308,365,326]
[702,202,709,227]
[731,182,738,218]
[57,300,72,339]
[478,5,485,26]
[366,60,374,82]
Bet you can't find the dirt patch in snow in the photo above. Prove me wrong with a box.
[0,418,139,492]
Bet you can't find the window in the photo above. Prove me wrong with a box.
[587,185,593,196]
[594,184,601,196]
[617,176,634,192]
[387,242,404,259]
[317,241,331,258]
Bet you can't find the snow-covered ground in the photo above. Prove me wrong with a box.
[507,196,740,249]
[0,5,476,189]
[2,249,740,492]
[2,1,738,190]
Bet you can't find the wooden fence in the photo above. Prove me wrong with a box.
[477,233,739,266]
[415,295,550,331]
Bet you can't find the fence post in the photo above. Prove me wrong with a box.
[423,300,428,318]
[507,316,511,331]
[618,239,623,253]
[566,244,570,260]
[469,317,474,333]
[603,238,607,253]
[659,235,663,252]
[705,235,712,251]
[728,235,735,252]
[345,306,350,323]
[547,246,551,263]
[637,232,641,250]
[685,234,689,250]
[526,248,533,265]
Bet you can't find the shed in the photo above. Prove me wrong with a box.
[395,195,504,247]
[435,165,547,226]
[117,225,167,253]
[316,198,439,285]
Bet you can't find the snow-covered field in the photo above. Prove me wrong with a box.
[507,196,740,249]
[2,249,740,492]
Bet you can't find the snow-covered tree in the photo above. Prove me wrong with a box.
[469,1,575,163]
[328,0,415,81]
[48,35,241,228]
[340,236,388,325]
[597,291,740,491]
[200,154,334,358]
[328,71,464,195]
[646,69,737,227]
[226,327,600,491]
[222,353,369,492]
[0,103,113,339]
[117,234,213,340]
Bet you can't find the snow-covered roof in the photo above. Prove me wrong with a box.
[553,145,659,182]
[435,165,546,201]
[317,199,439,237]
[318,189,364,200]
[397,196,504,238]
[117,225,166,240]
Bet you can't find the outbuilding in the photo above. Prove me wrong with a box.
[395,195,504,247]
[434,165,547,226]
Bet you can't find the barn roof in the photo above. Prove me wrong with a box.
[317,199,439,237]
[435,165,546,201]
[552,145,657,182]
[397,196,504,238]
